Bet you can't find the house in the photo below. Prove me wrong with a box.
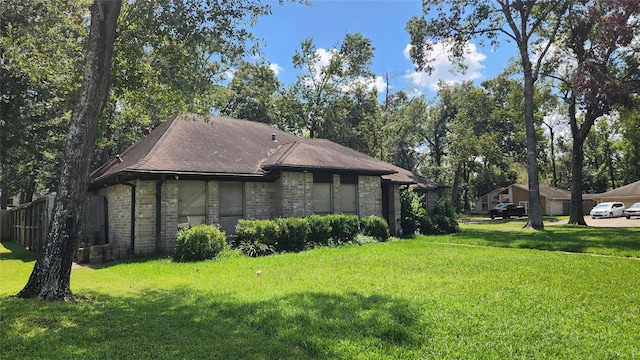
[475,184,576,216]
[88,113,444,254]
[590,179,640,207]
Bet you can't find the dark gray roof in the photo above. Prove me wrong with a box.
[91,114,443,187]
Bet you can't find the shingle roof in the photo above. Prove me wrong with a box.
[593,179,640,198]
[90,114,442,187]
[504,184,572,200]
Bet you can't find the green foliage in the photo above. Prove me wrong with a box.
[306,214,332,246]
[360,216,390,242]
[327,214,360,244]
[276,217,310,252]
[400,188,425,237]
[235,219,280,256]
[421,198,460,235]
[174,224,228,262]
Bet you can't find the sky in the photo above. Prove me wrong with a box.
[249,0,518,98]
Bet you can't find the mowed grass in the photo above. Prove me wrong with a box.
[1,222,639,359]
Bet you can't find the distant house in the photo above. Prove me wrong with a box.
[88,113,445,254]
[590,179,640,207]
[475,184,576,216]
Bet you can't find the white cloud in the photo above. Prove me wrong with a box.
[269,63,284,76]
[403,41,487,91]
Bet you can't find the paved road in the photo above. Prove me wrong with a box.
[550,216,640,227]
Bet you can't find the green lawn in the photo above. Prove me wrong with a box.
[2,222,639,359]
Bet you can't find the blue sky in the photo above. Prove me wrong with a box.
[250,0,517,98]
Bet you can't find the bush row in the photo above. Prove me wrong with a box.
[234,214,390,257]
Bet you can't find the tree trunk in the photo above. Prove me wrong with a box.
[521,59,544,229]
[16,0,121,301]
[568,96,596,226]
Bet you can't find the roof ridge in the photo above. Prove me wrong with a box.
[274,141,300,166]
[135,113,183,168]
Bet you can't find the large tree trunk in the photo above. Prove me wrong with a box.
[521,59,544,229]
[16,0,121,301]
[568,96,596,226]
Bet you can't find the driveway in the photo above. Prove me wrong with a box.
[548,216,640,227]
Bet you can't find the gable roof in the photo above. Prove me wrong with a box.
[90,114,440,187]
[592,179,640,198]
[482,184,572,200]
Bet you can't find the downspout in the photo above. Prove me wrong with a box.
[155,176,164,251]
[117,176,136,253]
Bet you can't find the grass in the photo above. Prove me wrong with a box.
[1,222,639,359]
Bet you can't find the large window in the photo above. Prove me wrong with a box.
[219,182,243,235]
[178,181,206,227]
[340,174,358,214]
[313,173,332,214]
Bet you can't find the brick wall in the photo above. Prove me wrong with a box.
[134,180,156,254]
[161,180,178,253]
[97,184,131,250]
[358,175,382,217]
[276,171,313,217]
[245,181,277,219]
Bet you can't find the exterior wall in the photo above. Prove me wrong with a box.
[98,184,132,250]
[134,180,157,254]
[332,174,341,214]
[276,171,313,217]
[245,181,277,219]
[161,180,179,253]
[423,190,440,215]
[206,181,219,225]
[387,184,402,236]
[546,199,566,216]
[358,175,382,217]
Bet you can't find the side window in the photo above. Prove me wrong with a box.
[340,174,358,215]
[219,182,243,235]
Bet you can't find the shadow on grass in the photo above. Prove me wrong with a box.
[447,225,640,257]
[2,287,424,359]
[0,241,37,262]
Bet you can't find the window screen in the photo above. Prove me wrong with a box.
[313,183,332,214]
[340,183,357,214]
[219,182,243,235]
[178,181,206,226]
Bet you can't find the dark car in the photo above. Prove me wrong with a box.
[489,203,526,219]
[623,202,640,219]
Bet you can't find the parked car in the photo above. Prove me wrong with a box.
[489,203,526,219]
[623,202,640,219]
[590,202,625,219]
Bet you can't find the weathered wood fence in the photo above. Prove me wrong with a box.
[0,195,106,254]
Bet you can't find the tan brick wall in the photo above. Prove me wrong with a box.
[245,181,277,219]
[162,180,179,253]
[277,171,313,217]
[358,175,382,217]
[97,184,132,251]
[206,181,219,225]
[332,174,341,214]
[133,180,156,254]
[388,184,402,236]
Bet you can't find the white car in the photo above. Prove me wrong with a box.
[590,202,625,219]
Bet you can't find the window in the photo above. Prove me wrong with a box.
[313,173,332,214]
[178,181,206,227]
[219,182,243,235]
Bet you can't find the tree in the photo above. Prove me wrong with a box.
[288,33,375,138]
[0,0,86,208]
[549,0,639,224]
[217,61,282,124]
[406,0,572,229]
[17,0,121,300]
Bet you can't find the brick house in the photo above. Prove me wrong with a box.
[89,113,443,254]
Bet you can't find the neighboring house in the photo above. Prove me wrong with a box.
[590,179,640,207]
[475,184,577,216]
[89,113,444,254]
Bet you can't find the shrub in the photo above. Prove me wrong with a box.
[360,215,390,241]
[328,214,360,244]
[174,224,228,262]
[236,239,276,257]
[276,217,310,252]
[306,214,332,246]
[400,188,426,237]
[235,219,279,247]
[420,198,460,235]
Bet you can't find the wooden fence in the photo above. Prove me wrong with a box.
[0,195,106,254]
